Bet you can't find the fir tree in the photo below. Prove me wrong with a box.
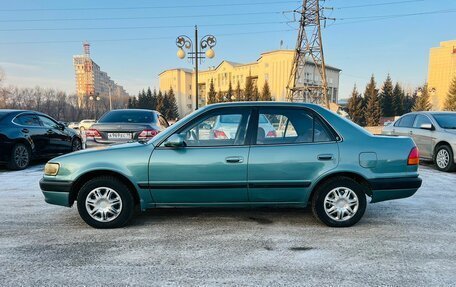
[235,81,242,101]
[145,87,156,110]
[347,85,365,126]
[244,76,254,101]
[151,88,158,110]
[156,90,164,113]
[226,81,233,102]
[392,82,404,116]
[380,74,394,117]
[166,87,179,119]
[364,75,382,126]
[216,90,224,103]
[260,81,272,101]
[403,91,417,113]
[444,76,456,111]
[127,98,133,108]
[412,84,432,111]
[207,79,217,104]
[253,85,260,101]
[138,89,147,109]
[131,96,138,108]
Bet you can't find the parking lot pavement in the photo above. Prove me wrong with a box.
[0,165,455,286]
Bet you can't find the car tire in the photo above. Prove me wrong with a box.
[311,177,367,227]
[7,143,31,170]
[71,138,82,151]
[434,145,456,172]
[77,176,135,229]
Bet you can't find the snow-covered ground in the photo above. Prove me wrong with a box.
[0,164,455,286]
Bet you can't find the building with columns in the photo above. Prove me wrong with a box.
[159,50,341,117]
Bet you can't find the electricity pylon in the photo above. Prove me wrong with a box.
[287,0,329,108]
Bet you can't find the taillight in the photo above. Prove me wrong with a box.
[408,147,419,165]
[266,130,277,137]
[138,129,159,140]
[213,130,227,139]
[86,129,102,139]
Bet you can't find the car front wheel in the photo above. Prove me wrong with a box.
[77,176,134,228]
[434,145,456,172]
[312,177,367,227]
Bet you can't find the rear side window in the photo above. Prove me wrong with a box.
[14,114,41,126]
[255,108,334,145]
[98,110,157,123]
[396,115,416,127]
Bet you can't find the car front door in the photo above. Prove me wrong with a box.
[247,107,339,203]
[412,114,435,159]
[38,115,72,153]
[148,107,251,204]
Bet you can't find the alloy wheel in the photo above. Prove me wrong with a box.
[14,145,29,169]
[85,187,123,223]
[436,149,450,169]
[72,139,82,151]
[324,187,359,222]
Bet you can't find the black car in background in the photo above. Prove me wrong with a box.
[0,110,82,170]
[85,109,169,148]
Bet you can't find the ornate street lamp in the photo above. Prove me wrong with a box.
[176,25,216,110]
[89,95,101,119]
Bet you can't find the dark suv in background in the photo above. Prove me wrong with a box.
[85,109,169,148]
[0,110,82,170]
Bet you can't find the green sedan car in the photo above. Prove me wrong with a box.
[40,102,422,228]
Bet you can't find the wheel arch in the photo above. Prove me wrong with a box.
[69,170,140,206]
[309,171,371,202]
[434,141,453,156]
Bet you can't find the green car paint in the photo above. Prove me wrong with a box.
[40,102,421,212]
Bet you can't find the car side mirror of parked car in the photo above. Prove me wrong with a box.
[420,123,435,131]
[164,134,187,148]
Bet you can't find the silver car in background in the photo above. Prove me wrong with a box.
[382,111,456,172]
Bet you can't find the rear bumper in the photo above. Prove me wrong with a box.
[39,178,73,207]
[368,177,422,203]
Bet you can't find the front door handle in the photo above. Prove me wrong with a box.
[225,156,244,163]
[318,154,334,161]
[21,128,29,133]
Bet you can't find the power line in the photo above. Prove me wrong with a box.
[0,11,284,23]
[0,28,297,45]
[0,21,288,32]
[335,0,425,9]
[0,1,300,12]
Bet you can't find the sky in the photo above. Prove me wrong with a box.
[0,0,454,100]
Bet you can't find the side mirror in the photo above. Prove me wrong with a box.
[164,134,187,148]
[420,123,434,131]
[57,122,66,130]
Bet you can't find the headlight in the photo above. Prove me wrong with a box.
[44,163,60,176]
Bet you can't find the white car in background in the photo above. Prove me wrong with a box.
[78,119,96,132]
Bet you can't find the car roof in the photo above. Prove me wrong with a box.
[403,111,456,116]
[108,109,159,113]
[205,101,321,109]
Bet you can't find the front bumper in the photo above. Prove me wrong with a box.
[368,177,422,203]
[39,178,73,207]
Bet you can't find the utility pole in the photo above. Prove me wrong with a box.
[287,0,331,108]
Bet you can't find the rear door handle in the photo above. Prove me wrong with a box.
[318,154,334,161]
[225,156,244,163]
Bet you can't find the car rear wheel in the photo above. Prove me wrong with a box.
[77,176,134,228]
[312,177,367,227]
[8,143,31,170]
[434,145,455,172]
[71,138,82,151]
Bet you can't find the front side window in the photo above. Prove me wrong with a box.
[14,114,41,126]
[255,108,334,145]
[178,109,250,147]
[38,116,59,129]
[413,115,432,128]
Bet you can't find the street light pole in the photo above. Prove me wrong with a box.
[176,26,216,111]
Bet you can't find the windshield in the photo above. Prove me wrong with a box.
[98,110,157,123]
[433,114,456,129]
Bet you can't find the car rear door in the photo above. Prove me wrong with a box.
[148,107,251,204]
[13,113,49,154]
[247,107,339,203]
[393,114,416,137]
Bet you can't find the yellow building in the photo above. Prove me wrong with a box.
[159,50,341,117]
[428,40,456,110]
